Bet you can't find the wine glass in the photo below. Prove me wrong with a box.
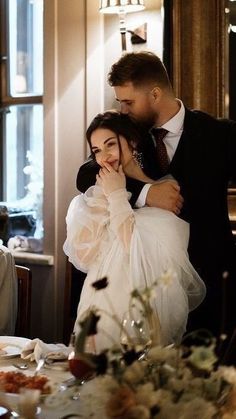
[120,310,152,356]
[67,333,95,383]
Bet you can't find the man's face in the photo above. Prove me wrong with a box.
[114,82,158,127]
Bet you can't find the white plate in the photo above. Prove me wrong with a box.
[0,336,31,359]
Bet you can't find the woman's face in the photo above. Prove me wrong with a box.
[91,127,134,170]
[90,128,121,170]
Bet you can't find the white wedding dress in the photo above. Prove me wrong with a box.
[63,185,206,352]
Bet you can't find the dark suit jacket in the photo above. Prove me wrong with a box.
[76,108,236,337]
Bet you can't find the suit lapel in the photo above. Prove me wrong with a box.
[169,108,203,180]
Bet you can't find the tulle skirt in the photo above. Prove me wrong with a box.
[74,206,206,351]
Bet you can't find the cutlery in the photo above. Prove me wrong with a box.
[34,357,45,376]
[12,362,29,370]
[60,377,77,389]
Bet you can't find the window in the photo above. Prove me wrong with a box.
[0,0,44,246]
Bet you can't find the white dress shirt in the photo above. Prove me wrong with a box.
[135,100,185,208]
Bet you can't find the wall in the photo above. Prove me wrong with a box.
[31,0,87,341]
[29,0,163,342]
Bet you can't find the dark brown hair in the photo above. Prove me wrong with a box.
[86,110,143,159]
[108,51,171,90]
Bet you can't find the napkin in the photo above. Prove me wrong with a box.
[21,338,70,363]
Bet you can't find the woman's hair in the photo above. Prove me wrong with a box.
[108,51,171,90]
[86,110,143,158]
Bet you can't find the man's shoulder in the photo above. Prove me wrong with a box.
[79,157,99,171]
[185,108,236,130]
[76,158,99,192]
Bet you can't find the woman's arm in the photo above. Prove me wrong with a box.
[63,189,109,271]
[107,188,135,252]
[97,164,135,252]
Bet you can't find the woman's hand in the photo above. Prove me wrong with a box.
[96,162,126,196]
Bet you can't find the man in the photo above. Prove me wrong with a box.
[77,51,236,339]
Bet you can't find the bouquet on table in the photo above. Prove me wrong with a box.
[72,275,236,419]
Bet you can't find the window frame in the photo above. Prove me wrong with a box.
[0,0,43,201]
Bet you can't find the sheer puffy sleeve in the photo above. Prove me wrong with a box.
[107,188,134,252]
[63,186,109,272]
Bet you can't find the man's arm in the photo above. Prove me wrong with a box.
[76,158,100,192]
[76,158,145,207]
[77,159,183,213]
[146,181,183,214]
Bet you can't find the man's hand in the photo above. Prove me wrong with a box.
[96,162,126,196]
[146,181,184,214]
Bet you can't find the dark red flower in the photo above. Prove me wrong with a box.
[92,277,109,290]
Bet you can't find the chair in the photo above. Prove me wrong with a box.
[63,259,85,344]
[15,265,32,338]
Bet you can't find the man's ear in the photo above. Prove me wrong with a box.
[151,86,162,102]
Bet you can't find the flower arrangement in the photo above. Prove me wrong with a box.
[72,276,236,419]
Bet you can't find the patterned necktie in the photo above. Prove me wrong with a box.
[152,128,169,176]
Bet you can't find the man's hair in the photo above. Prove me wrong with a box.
[108,51,172,89]
[86,110,143,157]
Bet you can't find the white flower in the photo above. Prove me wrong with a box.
[135,383,157,408]
[181,397,217,419]
[154,389,173,407]
[159,398,217,419]
[188,345,217,371]
[125,405,151,419]
[158,400,182,419]
[123,360,146,384]
[180,366,193,381]
[203,376,222,400]
[168,376,187,393]
[216,366,236,387]
[148,345,178,365]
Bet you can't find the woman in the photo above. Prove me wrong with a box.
[63,111,206,352]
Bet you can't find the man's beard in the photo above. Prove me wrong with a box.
[134,114,157,131]
[132,112,157,130]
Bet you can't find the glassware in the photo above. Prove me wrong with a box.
[0,405,10,419]
[120,310,152,353]
[68,333,95,382]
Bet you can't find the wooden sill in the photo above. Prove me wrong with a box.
[12,251,54,266]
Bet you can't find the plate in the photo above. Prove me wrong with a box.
[0,336,31,359]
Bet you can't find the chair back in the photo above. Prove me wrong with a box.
[63,259,85,344]
[15,265,32,337]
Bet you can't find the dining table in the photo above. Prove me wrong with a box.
[0,337,87,419]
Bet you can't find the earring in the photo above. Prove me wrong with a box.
[132,150,143,168]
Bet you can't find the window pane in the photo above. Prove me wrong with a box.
[5,104,44,238]
[8,0,43,96]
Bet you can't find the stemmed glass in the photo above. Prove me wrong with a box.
[67,333,95,383]
[120,310,152,356]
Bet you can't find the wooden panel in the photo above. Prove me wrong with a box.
[15,265,32,338]
[171,0,228,118]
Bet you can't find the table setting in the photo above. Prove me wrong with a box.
[0,335,85,419]
[1,274,236,419]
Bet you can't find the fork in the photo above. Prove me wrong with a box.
[12,362,29,370]
[34,357,45,376]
